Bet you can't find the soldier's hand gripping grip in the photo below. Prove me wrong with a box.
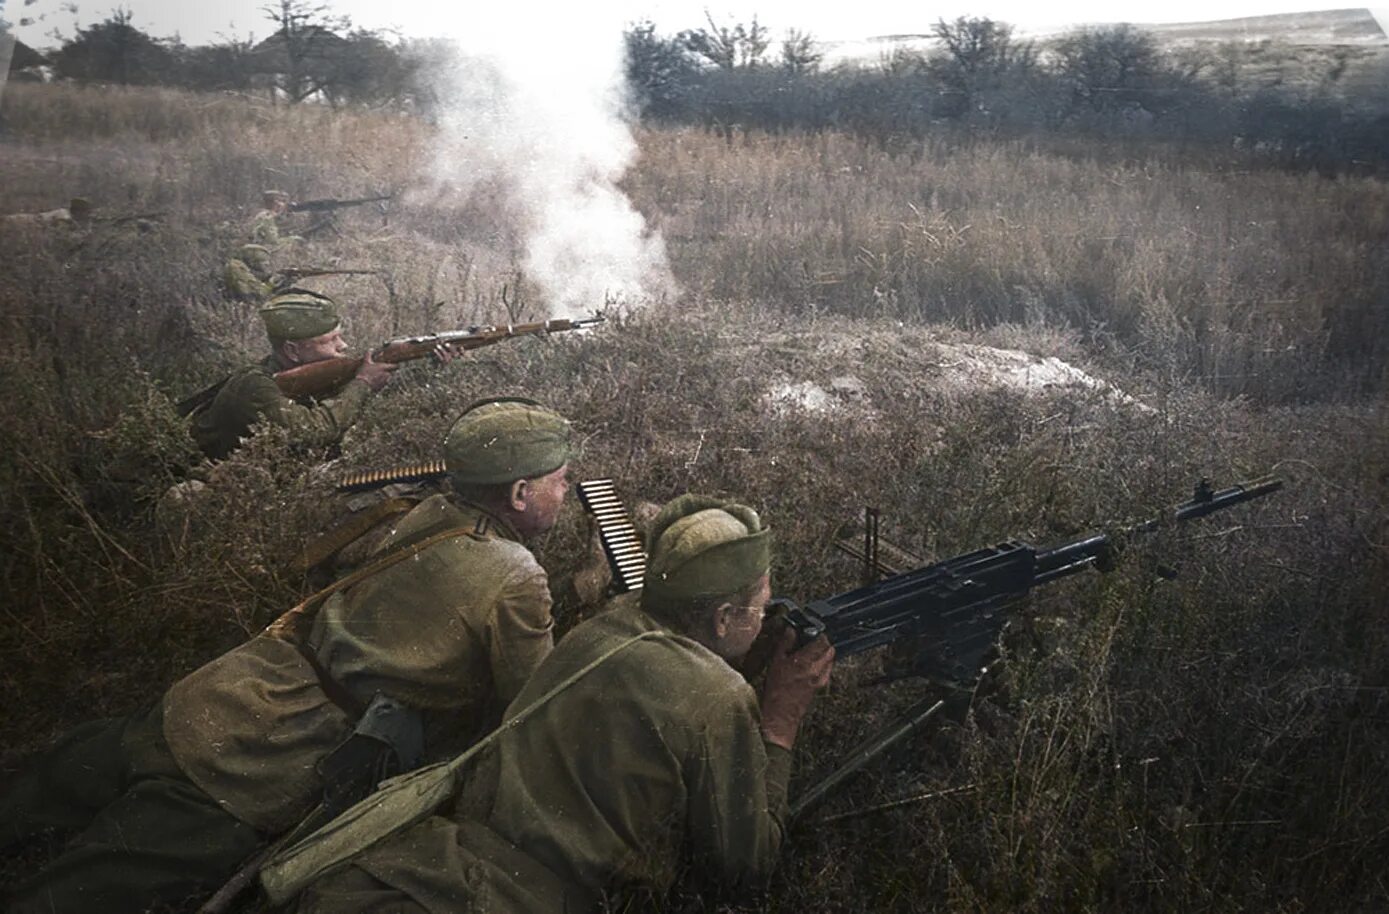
[736,598,807,680]
[775,597,827,647]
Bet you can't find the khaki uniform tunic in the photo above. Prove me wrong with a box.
[161,495,555,835]
[223,256,273,301]
[190,355,373,460]
[299,598,792,913]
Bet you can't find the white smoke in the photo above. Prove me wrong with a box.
[425,9,677,314]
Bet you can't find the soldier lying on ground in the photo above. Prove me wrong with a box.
[0,398,576,914]
[2,195,93,227]
[222,242,277,302]
[290,493,836,913]
[187,289,396,460]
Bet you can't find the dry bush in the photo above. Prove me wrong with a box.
[1,84,1387,912]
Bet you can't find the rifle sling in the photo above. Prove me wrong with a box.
[265,525,481,713]
[292,497,421,574]
[176,375,230,418]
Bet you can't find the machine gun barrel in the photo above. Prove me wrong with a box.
[783,476,1283,684]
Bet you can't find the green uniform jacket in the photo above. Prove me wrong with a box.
[161,496,555,835]
[336,598,793,912]
[190,355,373,460]
[223,257,272,302]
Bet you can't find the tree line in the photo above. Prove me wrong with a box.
[7,4,1387,174]
[625,16,1389,175]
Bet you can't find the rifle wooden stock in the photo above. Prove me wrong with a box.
[273,316,603,400]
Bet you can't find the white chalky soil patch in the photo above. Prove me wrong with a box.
[764,339,1148,415]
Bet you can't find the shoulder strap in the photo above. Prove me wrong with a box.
[292,496,422,574]
[258,630,666,904]
[265,525,476,646]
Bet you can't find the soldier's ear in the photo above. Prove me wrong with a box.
[508,478,529,513]
[711,602,734,640]
[280,339,301,364]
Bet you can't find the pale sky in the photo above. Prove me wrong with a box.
[4,0,1384,48]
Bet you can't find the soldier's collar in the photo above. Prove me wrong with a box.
[452,499,524,544]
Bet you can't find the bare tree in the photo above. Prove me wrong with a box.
[680,12,770,70]
[927,16,1031,111]
[255,0,350,103]
[1053,25,1166,113]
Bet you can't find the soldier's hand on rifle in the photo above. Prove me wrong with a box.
[354,351,397,391]
[759,628,834,751]
[430,342,458,366]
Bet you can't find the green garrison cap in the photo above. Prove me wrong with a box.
[259,289,340,342]
[641,494,772,605]
[444,397,572,485]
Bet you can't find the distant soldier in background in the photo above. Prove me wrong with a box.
[2,196,94,228]
[1,399,577,914]
[186,289,395,460]
[249,189,301,248]
[222,242,278,302]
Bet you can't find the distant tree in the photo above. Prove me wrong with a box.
[1052,25,1167,114]
[51,8,174,85]
[624,20,700,117]
[780,28,822,75]
[926,17,1032,116]
[254,0,350,103]
[325,30,416,107]
[680,12,769,70]
[172,35,257,92]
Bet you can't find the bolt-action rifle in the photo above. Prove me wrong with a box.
[273,315,605,401]
[175,316,604,419]
[779,476,1283,686]
[287,195,393,214]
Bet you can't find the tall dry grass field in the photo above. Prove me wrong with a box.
[1,82,1386,912]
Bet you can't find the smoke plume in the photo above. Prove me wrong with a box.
[426,9,677,314]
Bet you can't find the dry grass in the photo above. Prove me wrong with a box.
[1,83,1387,912]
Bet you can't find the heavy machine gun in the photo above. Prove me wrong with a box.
[781,476,1284,686]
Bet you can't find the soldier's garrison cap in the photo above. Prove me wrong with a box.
[259,289,340,342]
[641,494,772,605]
[445,397,572,486]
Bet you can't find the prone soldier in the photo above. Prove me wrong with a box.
[186,289,395,460]
[1,398,576,913]
[222,242,277,303]
[288,493,836,912]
